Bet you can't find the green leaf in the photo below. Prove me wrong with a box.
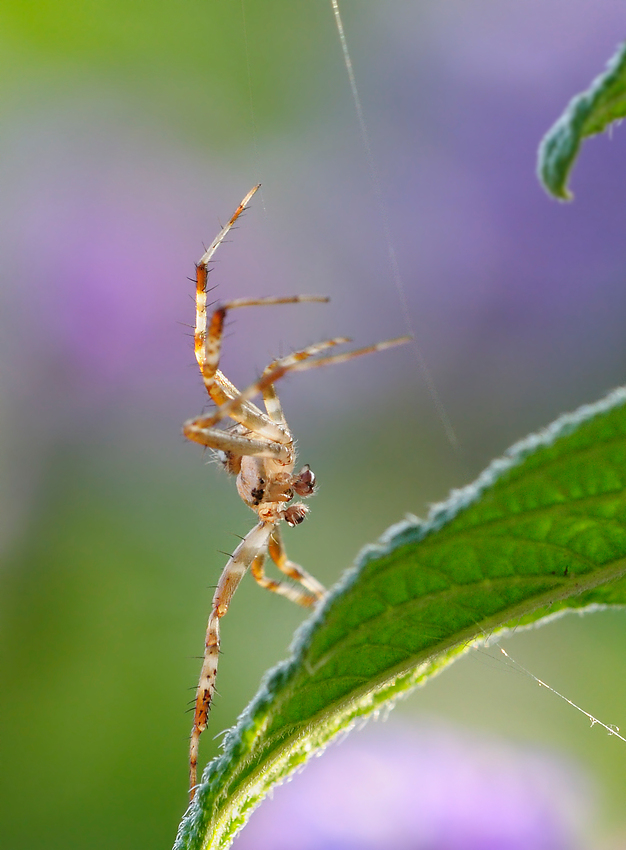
[174,388,626,850]
[537,42,626,200]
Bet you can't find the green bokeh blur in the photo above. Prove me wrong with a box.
[2,2,626,848]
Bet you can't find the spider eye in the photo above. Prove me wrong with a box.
[284,504,309,526]
[293,464,316,496]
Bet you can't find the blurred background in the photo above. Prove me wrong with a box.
[1,1,626,848]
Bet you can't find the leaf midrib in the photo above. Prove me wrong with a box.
[307,571,570,670]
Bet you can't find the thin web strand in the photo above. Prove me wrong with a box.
[330,0,459,451]
[240,1,267,213]
[500,647,626,743]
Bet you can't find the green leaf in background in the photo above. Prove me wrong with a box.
[538,42,626,200]
[174,387,626,850]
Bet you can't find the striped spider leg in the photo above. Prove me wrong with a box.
[183,186,410,800]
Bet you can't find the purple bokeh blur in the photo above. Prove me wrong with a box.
[233,722,590,850]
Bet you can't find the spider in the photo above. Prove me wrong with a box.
[183,185,410,799]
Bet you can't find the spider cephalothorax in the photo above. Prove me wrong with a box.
[234,453,313,524]
[183,185,409,800]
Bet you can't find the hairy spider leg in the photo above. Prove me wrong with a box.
[199,335,413,432]
[182,421,291,461]
[197,185,261,270]
[189,520,272,799]
[267,527,325,599]
[192,187,329,431]
[260,337,350,425]
[195,296,329,443]
[195,294,331,396]
[184,336,351,443]
[189,529,326,801]
[193,185,260,393]
[250,549,319,607]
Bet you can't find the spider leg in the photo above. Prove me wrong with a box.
[189,337,349,438]
[250,547,321,607]
[261,338,349,425]
[194,298,330,444]
[205,335,412,428]
[189,520,272,800]
[182,419,291,461]
[268,335,413,379]
[193,185,260,397]
[198,185,261,270]
[209,370,292,445]
[194,293,328,402]
[268,527,326,600]
[188,335,350,446]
